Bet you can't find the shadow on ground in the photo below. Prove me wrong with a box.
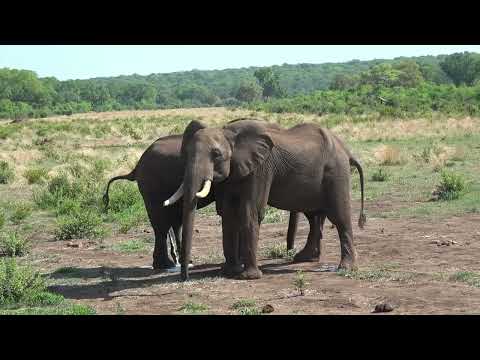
[47,261,339,300]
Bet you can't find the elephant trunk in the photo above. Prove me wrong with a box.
[180,160,212,281]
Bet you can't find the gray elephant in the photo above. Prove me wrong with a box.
[103,122,304,272]
[165,118,365,281]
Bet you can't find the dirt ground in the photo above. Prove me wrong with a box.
[34,199,480,315]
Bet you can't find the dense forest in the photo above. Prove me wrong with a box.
[1,51,480,120]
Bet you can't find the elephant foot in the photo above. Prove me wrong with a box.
[222,263,244,277]
[152,257,176,270]
[337,258,358,272]
[293,248,320,263]
[236,267,262,280]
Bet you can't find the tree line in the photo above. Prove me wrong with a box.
[1,51,480,120]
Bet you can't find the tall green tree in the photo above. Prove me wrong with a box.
[254,67,286,99]
[440,52,480,86]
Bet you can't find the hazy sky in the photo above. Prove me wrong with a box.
[1,45,480,80]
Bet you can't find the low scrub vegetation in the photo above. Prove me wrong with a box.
[23,167,49,185]
[54,209,105,241]
[264,242,296,261]
[0,257,95,315]
[432,171,466,201]
[0,161,15,184]
[0,231,30,256]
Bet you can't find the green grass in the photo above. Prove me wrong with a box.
[23,167,49,185]
[0,231,30,256]
[371,168,389,182]
[263,242,296,261]
[0,303,96,315]
[0,160,15,184]
[0,258,95,315]
[112,239,150,253]
[54,210,105,241]
[293,270,307,295]
[263,206,286,224]
[9,202,33,225]
[179,301,208,314]
[350,133,480,219]
[337,264,417,283]
[433,171,466,201]
[231,299,262,315]
[449,271,480,287]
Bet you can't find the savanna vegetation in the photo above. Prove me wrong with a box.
[0,50,479,314]
[2,52,480,120]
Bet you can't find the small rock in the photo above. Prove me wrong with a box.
[67,242,80,248]
[372,303,394,313]
[262,304,274,314]
[195,229,200,233]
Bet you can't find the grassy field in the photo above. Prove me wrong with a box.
[0,107,479,314]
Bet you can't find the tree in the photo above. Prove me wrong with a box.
[440,52,480,86]
[234,81,262,102]
[329,74,359,90]
[392,60,424,87]
[254,67,286,99]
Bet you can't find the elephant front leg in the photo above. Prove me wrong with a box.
[220,209,243,277]
[152,227,176,270]
[237,219,262,280]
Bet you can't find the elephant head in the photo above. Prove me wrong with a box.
[164,119,275,280]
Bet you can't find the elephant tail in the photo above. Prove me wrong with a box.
[350,157,366,229]
[102,168,137,213]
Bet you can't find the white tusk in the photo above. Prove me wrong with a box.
[163,183,184,206]
[196,179,212,198]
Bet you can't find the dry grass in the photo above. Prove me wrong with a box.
[333,117,480,142]
[374,145,405,166]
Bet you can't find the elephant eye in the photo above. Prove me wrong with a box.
[212,148,222,159]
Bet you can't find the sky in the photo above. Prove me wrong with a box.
[1,45,480,81]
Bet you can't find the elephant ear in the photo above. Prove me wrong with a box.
[181,120,207,159]
[228,127,274,179]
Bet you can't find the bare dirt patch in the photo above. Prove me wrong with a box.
[30,199,480,315]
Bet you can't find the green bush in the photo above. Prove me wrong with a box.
[0,211,5,230]
[54,210,105,241]
[371,168,389,182]
[23,167,49,184]
[0,258,46,306]
[9,202,32,224]
[0,231,30,256]
[0,161,15,184]
[264,243,296,261]
[433,171,466,201]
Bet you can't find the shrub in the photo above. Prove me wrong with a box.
[107,182,142,213]
[179,301,208,314]
[9,202,32,224]
[0,258,46,306]
[371,168,389,182]
[0,231,30,256]
[0,211,4,230]
[293,270,307,296]
[231,299,261,315]
[23,167,49,185]
[0,161,15,184]
[432,171,466,201]
[264,243,296,261]
[54,210,105,240]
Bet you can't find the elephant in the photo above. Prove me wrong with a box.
[164,118,365,281]
[103,122,304,272]
[103,134,215,270]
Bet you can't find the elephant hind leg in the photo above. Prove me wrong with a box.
[326,205,357,271]
[293,213,325,263]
